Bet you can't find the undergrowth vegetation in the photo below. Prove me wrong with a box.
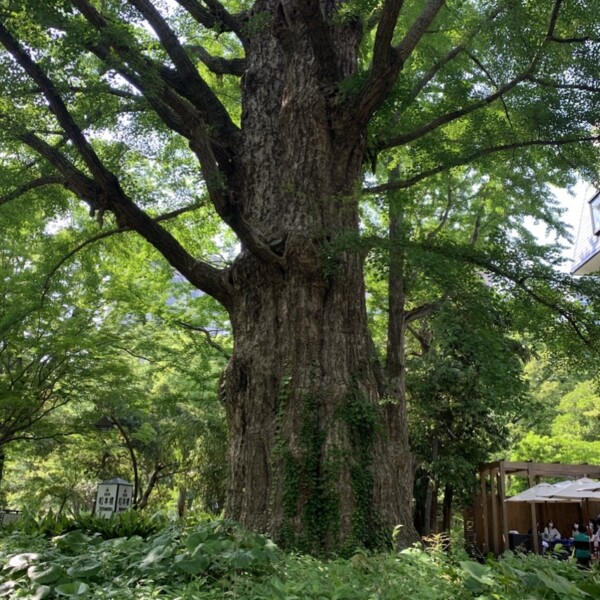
[1,517,600,599]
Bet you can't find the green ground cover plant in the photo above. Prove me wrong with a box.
[2,520,600,599]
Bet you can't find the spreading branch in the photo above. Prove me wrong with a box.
[0,176,65,206]
[364,135,600,195]
[404,6,503,108]
[380,73,527,151]
[0,20,116,188]
[174,320,231,359]
[173,0,246,43]
[404,302,440,327]
[74,0,280,266]
[186,45,245,76]
[354,0,446,125]
[40,202,216,297]
[376,1,564,152]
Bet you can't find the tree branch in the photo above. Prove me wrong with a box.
[16,132,232,304]
[186,45,245,76]
[376,1,563,152]
[354,0,445,125]
[0,20,116,188]
[72,1,278,266]
[426,183,453,241]
[526,76,600,94]
[404,302,440,327]
[549,34,600,44]
[124,0,239,148]
[294,0,340,85]
[0,176,65,206]
[40,202,220,298]
[364,135,600,195]
[378,71,527,151]
[401,6,503,110]
[173,0,246,43]
[174,320,231,359]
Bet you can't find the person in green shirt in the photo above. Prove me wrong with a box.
[574,524,591,569]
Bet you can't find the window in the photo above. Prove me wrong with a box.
[590,193,600,235]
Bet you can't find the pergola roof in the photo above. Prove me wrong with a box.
[480,460,600,480]
[476,461,600,555]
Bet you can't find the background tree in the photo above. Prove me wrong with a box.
[1,0,600,551]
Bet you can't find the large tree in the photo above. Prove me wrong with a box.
[1,0,600,550]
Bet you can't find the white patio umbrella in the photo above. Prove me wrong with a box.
[574,481,600,494]
[545,478,600,500]
[506,481,579,503]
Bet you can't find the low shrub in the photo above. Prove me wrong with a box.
[1,521,600,599]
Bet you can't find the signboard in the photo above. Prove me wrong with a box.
[94,478,133,519]
[0,510,21,526]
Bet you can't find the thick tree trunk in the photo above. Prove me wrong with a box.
[219,11,417,551]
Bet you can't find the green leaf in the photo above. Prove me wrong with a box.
[54,581,90,597]
[67,558,102,579]
[33,586,52,600]
[27,563,67,584]
[0,581,17,597]
[54,531,92,553]
[174,555,210,575]
[185,530,209,552]
[459,560,494,586]
[4,552,40,575]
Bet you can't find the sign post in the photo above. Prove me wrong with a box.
[94,478,134,519]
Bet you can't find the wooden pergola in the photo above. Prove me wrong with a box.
[473,461,600,555]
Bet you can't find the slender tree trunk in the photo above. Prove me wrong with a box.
[177,486,186,518]
[0,449,5,505]
[383,182,419,547]
[442,484,453,532]
[423,436,439,536]
[111,416,140,506]
[137,463,164,510]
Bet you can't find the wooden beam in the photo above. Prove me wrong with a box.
[480,461,600,479]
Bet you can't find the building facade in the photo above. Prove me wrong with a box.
[571,190,600,275]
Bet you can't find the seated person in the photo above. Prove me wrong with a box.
[543,521,561,541]
[591,522,600,555]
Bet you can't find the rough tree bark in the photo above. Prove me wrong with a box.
[220,5,420,549]
[0,0,446,551]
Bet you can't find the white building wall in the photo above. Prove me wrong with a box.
[571,191,600,275]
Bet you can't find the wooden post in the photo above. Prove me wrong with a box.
[490,467,500,555]
[528,467,539,554]
[481,469,489,554]
[499,463,509,553]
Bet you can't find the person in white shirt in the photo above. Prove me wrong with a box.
[543,521,561,541]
